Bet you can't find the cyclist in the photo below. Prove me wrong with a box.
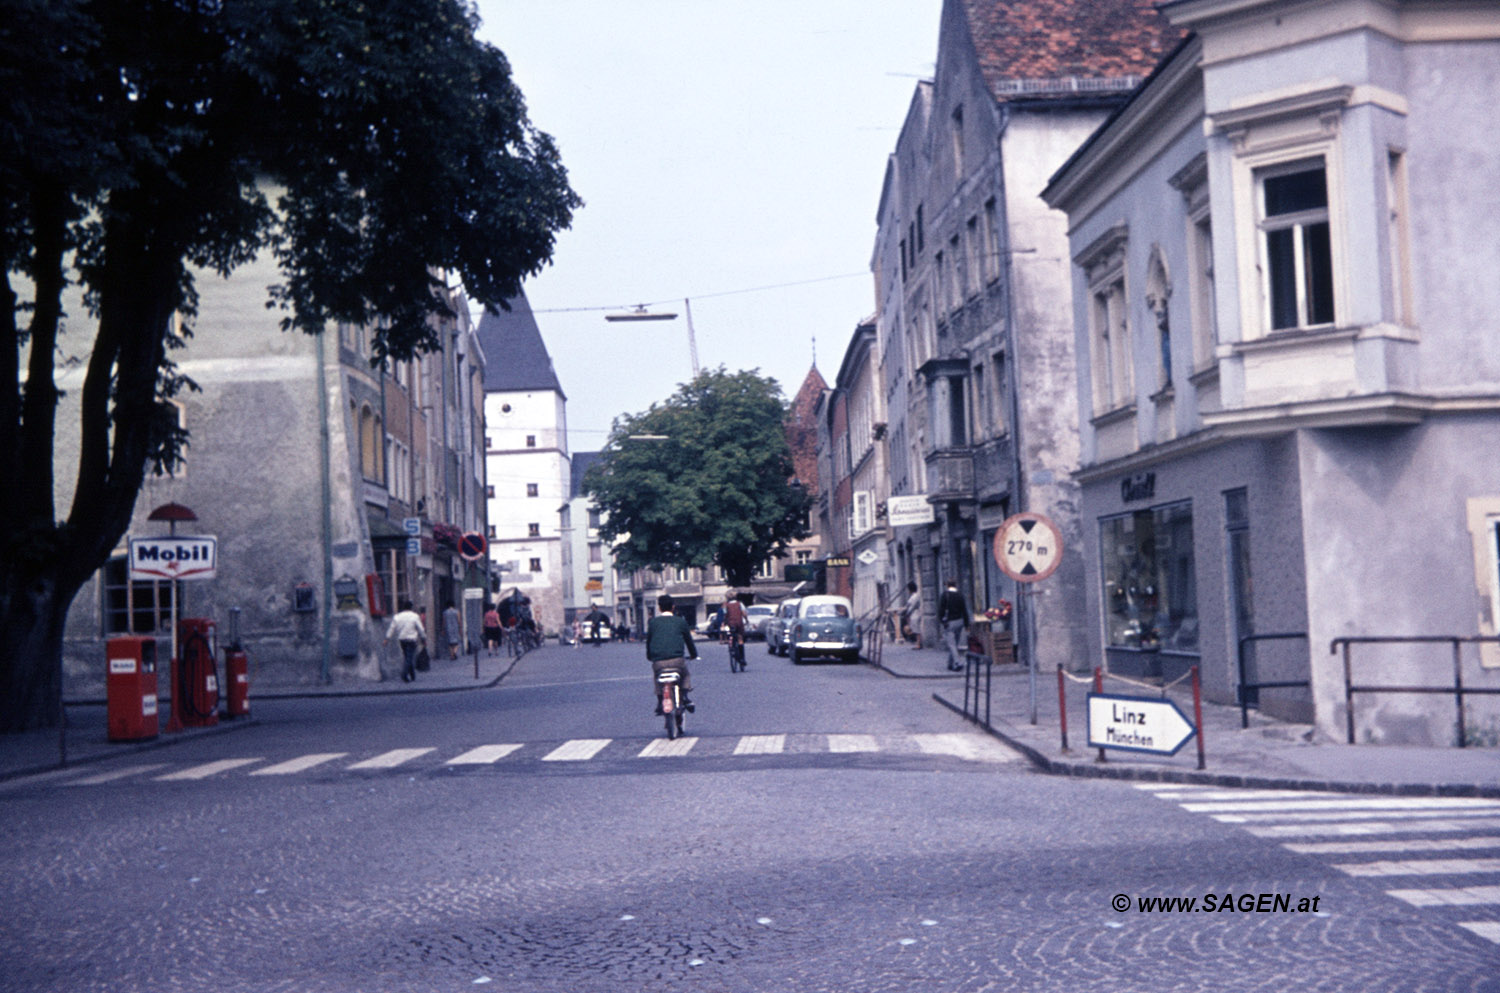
[647,594,698,714]
[723,590,749,670]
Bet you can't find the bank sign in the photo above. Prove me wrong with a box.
[129,535,218,581]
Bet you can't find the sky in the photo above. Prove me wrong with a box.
[473,1,943,453]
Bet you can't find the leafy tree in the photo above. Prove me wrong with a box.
[584,368,811,589]
[0,0,581,731]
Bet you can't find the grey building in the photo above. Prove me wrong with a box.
[873,0,1181,667]
[1043,0,1500,744]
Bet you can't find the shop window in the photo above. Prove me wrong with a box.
[1100,501,1197,652]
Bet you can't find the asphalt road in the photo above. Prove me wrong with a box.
[3,640,1497,992]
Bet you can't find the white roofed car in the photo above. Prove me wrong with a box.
[788,595,861,665]
[746,604,776,639]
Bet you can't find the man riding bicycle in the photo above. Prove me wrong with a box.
[723,590,749,669]
[647,594,698,714]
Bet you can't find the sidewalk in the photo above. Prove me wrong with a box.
[874,640,1500,797]
[0,648,520,783]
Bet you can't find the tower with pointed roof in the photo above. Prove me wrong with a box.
[477,293,570,634]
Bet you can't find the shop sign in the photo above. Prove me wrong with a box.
[129,536,217,581]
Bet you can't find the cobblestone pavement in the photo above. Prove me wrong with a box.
[4,644,1498,991]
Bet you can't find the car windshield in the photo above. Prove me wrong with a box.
[805,603,849,618]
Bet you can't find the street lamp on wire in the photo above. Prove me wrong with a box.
[605,300,700,377]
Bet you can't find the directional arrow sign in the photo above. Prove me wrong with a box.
[1087,693,1198,756]
[994,512,1063,582]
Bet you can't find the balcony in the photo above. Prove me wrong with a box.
[924,449,975,503]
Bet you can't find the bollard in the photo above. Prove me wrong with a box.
[1057,667,1070,753]
[1094,667,1107,763]
[1192,665,1206,770]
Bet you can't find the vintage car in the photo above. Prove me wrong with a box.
[766,598,801,656]
[746,604,776,640]
[787,594,861,664]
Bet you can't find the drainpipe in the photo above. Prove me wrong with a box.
[316,330,334,684]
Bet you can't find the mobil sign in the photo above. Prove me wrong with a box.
[129,535,218,581]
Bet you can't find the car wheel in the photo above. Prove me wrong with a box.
[790,644,801,665]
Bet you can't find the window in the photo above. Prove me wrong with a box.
[525,435,536,448]
[934,252,947,314]
[1189,211,1217,369]
[526,483,539,497]
[529,557,542,573]
[359,404,384,482]
[487,524,497,540]
[982,199,999,284]
[587,508,601,531]
[991,352,1009,436]
[915,203,924,253]
[1080,228,1132,414]
[486,484,495,499]
[588,542,603,567]
[1100,502,1197,652]
[965,216,981,297]
[527,523,540,538]
[951,105,964,181]
[852,491,872,537]
[949,234,965,308]
[1259,159,1334,331]
[101,556,174,635]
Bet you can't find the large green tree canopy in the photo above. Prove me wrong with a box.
[584,368,811,589]
[0,0,580,730]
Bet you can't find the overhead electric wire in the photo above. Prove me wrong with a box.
[526,270,869,315]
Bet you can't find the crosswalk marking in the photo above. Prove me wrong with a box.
[913,733,1018,763]
[1244,817,1500,838]
[1458,921,1500,943]
[639,737,698,758]
[1284,836,1500,855]
[347,748,434,770]
[734,734,786,755]
[1144,784,1500,950]
[156,758,262,781]
[1335,857,1500,877]
[542,738,611,762]
[251,753,347,776]
[827,734,878,753]
[447,745,523,765]
[64,763,168,786]
[1386,885,1500,907]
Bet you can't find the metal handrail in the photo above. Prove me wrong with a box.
[1331,635,1500,746]
[962,649,992,728]
[1237,632,1310,728]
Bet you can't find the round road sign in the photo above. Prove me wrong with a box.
[994,512,1063,583]
[458,532,487,562]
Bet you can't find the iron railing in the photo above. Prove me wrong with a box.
[1331,635,1500,746]
[1237,632,1310,728]
[960,650,992,728]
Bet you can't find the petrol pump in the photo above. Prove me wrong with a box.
[223,606,249,718]
[106,636,159,741]
[172,617,219,729]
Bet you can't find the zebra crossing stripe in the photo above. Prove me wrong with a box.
[1335,857,1500,877]
[542,739,611,762]
[913,733,1018,763]
[252,753,348,776]
[1284,836,1500,855]
[156,758,262,781]
[347,748,434,770]
[64,763,168,785]
[734,735,785,755]
[1183,797,1500,814]
[1458,921,1500,944]
[447,745,523,765]
[1385,885,1500,907]
[639,737,698,758]
[828,734,879,753]
[1212,807,1500,824]
[1245,817,1500,838]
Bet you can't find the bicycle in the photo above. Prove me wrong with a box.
[656,668,687,739]
[727,627,746,673]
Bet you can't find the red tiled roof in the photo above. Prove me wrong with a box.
[961,0,1185,101]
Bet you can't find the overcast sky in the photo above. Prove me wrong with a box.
[473,1,942,452]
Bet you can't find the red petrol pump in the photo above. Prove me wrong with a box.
[223,606,249,718]
[106,636,159,741]
[172,617,219,729]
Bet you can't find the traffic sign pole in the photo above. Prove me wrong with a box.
[993,512,1064,726]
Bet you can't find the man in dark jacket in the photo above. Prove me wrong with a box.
[646,594,698,712]
[938,581,968,671]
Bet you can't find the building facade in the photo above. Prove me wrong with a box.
[477,296,570,635]
[1043,0,1500,744]
[871,0,1181,665]
[57,250,488,689]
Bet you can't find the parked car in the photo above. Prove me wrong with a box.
[766,598,801,656]
[746,604,776,640]
[787,595,861,664]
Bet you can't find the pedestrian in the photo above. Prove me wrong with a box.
[901,581,922,648]
[938,581,969,671]
[482,604,503,656]
[443,601,461,659]
[383,598,427,682]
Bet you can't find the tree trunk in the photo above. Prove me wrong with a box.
[0,564,77,733]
